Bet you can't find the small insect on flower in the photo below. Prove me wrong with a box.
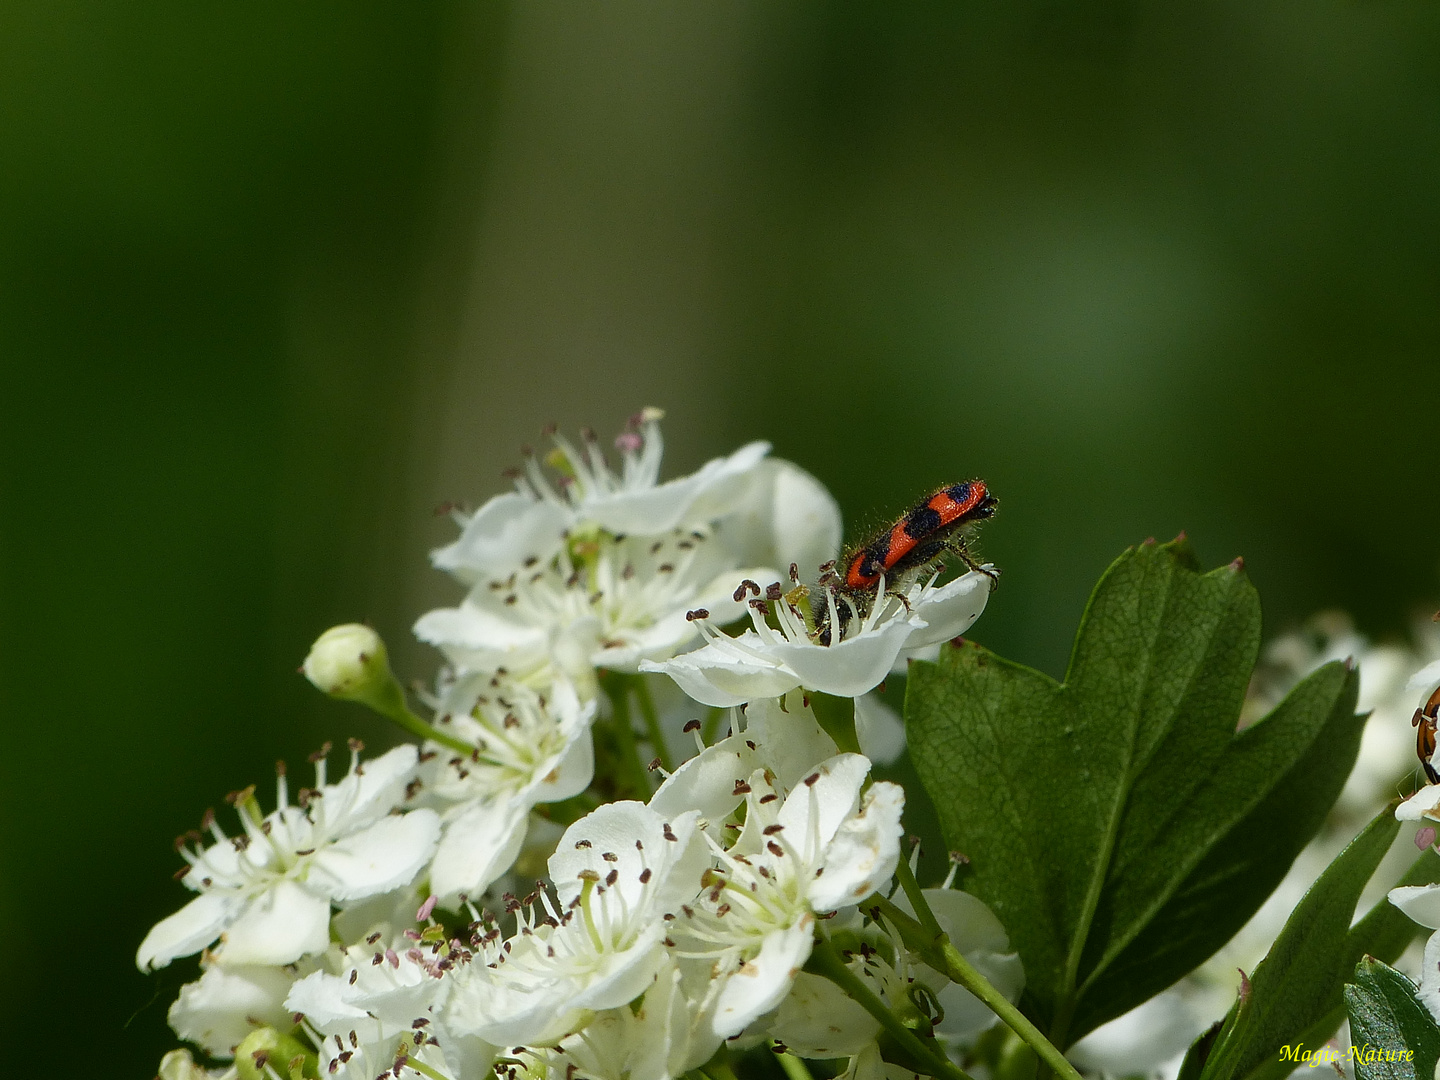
[1414,684,1440,784]
[813,480,997,645]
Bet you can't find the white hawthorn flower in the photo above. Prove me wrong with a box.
[648,692,838,826]
[445,802,707,1047]
[641,569,993,707]
[417,411,843,690]
[137,745,440,971]
[430,409,770,582]
[166,960,304,1059]
[416,525,774,688]
[506,956,721,1080]
[418,676,598,905]
[671,753,905,1037]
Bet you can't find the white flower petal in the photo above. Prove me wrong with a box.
[936,949,1026,1041]
[524,717,596,806]
[845,1043,886,1080]
[712,915,815,1038]
[450,964,580,1047]
[777,753,872,853]
[169,964,296,1058]
[567,923,669,1013]
[1390,884,1440,930]
[742,695,839,790]
[287,947,448,1037]
[641,640,801,708]
[588,441,771,535]
[1397,784,1440,822]
[286,967,374,1028]
[1418,930,1440,1023]
[925,888,1014,956]
[217,879,332,966]
[767,619,916,699]
[648,734,756,824]
[771,972,880,1057]
[309,809,441,901]
[764,461,843,576]
[903,572,992,650]
[808,781,904,911]
[550,803,702,911]
[429,800,531,906]
[413,603,549,664]
[431,493,570,579]
[136,891,242,971]
[854,692,905,765]
[893,640,941,672]
[335,744,421,828]
[716,458,842,578]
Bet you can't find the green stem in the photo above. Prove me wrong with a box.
[600,673,652,800]
[805,937,974,1080]
[633,675,674,771]
[867,895,1085,1080]
[369,682,475,756]
[893,847,943,941]
[704,1058,741,1080]
[400,1056,451,1080]
[774,1050,813,1080]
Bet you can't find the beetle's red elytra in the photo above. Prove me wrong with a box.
[811,481,997,646]
[842,481,996,590]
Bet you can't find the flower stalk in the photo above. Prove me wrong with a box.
[600,672,654,799]
[805,936,975,1080]
[632,674,674,771]
[868,893,1085,1080]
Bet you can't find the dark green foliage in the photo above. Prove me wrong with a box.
[1179,849,1440,1080]
[1346,958,1440,1080]
[906,538,1365,1047]
[1198,810,1399,1080]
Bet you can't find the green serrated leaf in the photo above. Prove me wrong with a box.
[1198,809,1401,1080]
[905,538,1365,1048]
[1074,662,1365,1035]
[1345,957,1440,1080]
[1236,848,1440,1080]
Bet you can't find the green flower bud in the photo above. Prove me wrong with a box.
[234,1028,318,1080]
[302,623,473,754]
[302,624,407,717]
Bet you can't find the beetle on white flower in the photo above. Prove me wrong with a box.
[642,568,992,707]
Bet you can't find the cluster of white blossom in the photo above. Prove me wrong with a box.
[140,409,1016,1080]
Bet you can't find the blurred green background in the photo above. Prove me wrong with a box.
[2,2,1438,1072]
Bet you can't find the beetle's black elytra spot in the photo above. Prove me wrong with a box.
[904,505,943,539]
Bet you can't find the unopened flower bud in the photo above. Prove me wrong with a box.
[303,624,392,698]
[302,624,412,727]
[234,1028,314,1080]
